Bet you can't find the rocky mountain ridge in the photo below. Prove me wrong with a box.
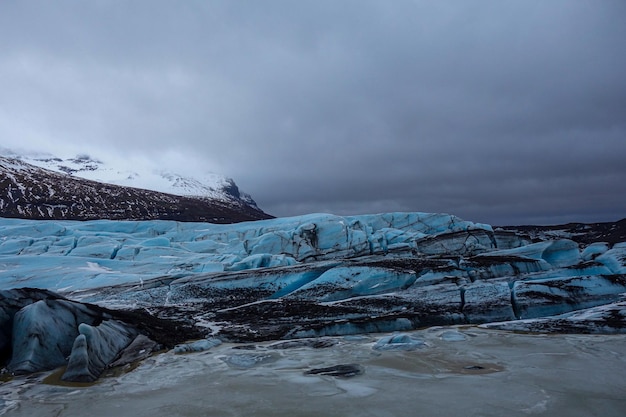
[0,156,272,223]
[0,148,260,208]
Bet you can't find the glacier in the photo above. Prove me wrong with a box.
[0,211,625,393]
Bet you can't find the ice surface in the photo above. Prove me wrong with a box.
[0,213,493,293]
[3,328,626,417]
[220,352,280,369]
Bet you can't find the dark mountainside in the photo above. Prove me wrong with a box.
[0,156,272,223]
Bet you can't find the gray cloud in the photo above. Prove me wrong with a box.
[1,0,625,225]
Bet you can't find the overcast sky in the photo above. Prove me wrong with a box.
[1,1,625,225]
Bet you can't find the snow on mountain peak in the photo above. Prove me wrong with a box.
[1,148,259,208]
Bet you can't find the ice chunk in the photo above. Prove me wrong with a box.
[0,238,33,255]
[8,299,104,374]
[0,288,62,360]
[463,255,551,280]
[581,242,609,261]
[69,235,121,259]
[462,281,516,323]
[596,245,626,274]
[109,334,160,367]
[226,253,298,271]
[414,230,497,256]
[288,266,417,302]
[482,301,626,334]
[481,239,580,268]
[174,338,222,354]
[440,330,467,341]
[512,275,626,319]
[62,320,138,382]
[373,333,426,351]
[304,363,364,377]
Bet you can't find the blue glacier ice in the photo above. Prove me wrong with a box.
[62,320,138,382]
[8,299,105,374]
[109,334,160,368]
[439,330,468,341]
[174,338,222,354]
[1,212,626,382]
[0,213,494,293]
[512,275,626,319]
[474,239,581,268]
[288,266,417,302]
[482,301,626,334]
[581,242,609,261]
[462,281,517,323]
[596,243,626,274]
[373,333,426,351]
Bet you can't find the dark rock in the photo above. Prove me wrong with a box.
[464,365,486,370]
[231,344,258,350]
[304,364,364,378]
[268,338,338,349]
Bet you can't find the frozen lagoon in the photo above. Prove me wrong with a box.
[2,327,625,417]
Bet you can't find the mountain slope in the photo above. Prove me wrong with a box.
[0,156,272,223]
[1,149,261,210]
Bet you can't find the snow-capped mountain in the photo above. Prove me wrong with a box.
[0,155,272,222]
[1,148,260,209]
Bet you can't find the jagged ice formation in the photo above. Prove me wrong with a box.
[0,212,625,382]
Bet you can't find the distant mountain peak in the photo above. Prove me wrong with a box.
[2,148,261,210]
[0,151,271,223]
